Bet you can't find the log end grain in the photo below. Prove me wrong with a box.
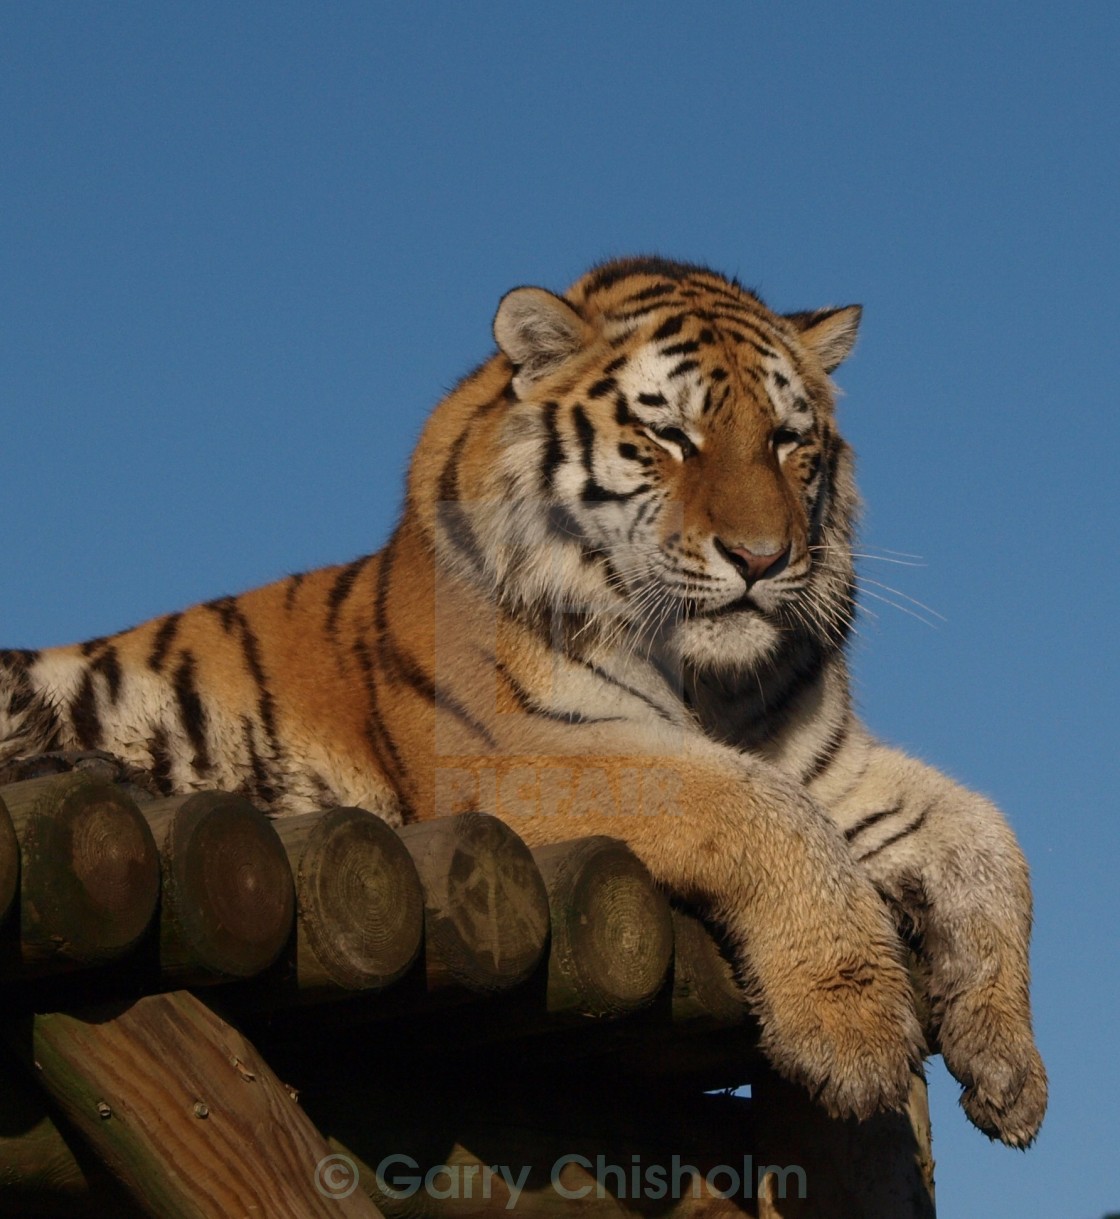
[284,807,424,992]
[533,836,674,1018]
[2,772,159,969]
[147,792,295,981]
[399,813,550,994]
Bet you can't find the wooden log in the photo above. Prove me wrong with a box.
[669,906,747,1027]
[144,791,294,983]
[0,750,163,808]
[531,836,673,1018]
[525,906,754,1088]
[396,813,549,994]
[12,990,385,1218]
[0,793,16,927]
[0,773,158,973]
[273,807,424,994]
[244,858,752,1078]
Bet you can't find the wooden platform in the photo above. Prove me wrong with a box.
[0,761,936,1218]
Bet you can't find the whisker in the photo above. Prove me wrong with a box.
[858,588,941,630]
[857,577,947,622]
[848,552,927,569]
[857,544,926,561]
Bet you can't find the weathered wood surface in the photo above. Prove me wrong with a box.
[749,1065,936,1219]
[249,858,750,1076]
[0,765,937,1218]
[532,835,674,1018]
[0,773,159,973]
[338,1133,761,1217]
[308,1078,781,1218]
[274,806,424,994]
[0,781,741,1040]
[0,749,163,811]
[145,791,295,983]
[397,812,550,994]
[669,907,745,1027]
[0,1039,938,1219]
[10,990,384,1218]
[292,1059,936,1219]
[518,905,756,1089]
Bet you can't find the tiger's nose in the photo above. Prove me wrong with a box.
[717,540,791,584]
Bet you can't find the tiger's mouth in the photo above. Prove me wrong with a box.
[612,550,806,628]
[645,545,810,624]
[677,572,808,622]
[663,586,767,623]
[694,591,767,619]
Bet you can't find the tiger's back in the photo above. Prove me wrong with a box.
[0,556,399,818]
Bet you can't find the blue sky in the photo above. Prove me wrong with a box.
[3,5,1118,1215]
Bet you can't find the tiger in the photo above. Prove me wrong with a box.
[0,256,1045,1146]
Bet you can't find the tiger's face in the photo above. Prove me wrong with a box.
[483,259,862,672]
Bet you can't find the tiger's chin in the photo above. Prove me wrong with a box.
[661,606,784,676]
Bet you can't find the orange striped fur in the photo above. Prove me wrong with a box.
[0,258,1044,1142]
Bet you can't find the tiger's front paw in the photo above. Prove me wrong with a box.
[940,1001,1048,1147]
[754,904,926,1121]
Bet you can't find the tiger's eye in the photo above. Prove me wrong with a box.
[647,426,697,459]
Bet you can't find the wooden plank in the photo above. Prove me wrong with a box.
[14,990,384,1218]
[0,1052,144,1217]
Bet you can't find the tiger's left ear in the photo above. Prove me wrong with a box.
[494,287,590,395]
[785,305,862,374]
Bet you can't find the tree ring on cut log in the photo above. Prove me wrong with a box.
[3,771,159,967]
[153,792,295,980]
[399,813,550,994]
[533,836,674,1017]
[293,806,424,991]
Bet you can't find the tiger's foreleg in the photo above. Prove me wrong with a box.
[440,741,925,1123]
[824,740,1047,1147]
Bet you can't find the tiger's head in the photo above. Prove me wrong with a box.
[423,258,862,676]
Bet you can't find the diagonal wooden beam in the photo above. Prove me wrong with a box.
[9,990,384,1218]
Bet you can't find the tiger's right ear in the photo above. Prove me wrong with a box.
[493,287,589,395]
[785,305,863,374]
